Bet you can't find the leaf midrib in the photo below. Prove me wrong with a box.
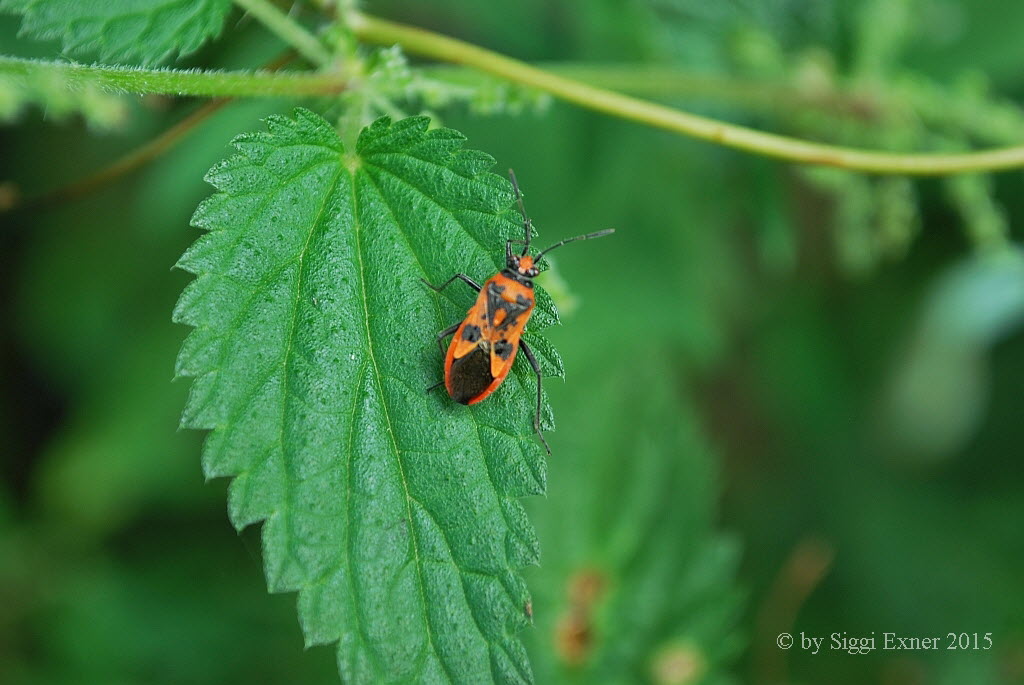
[349,168,458,684]
[358,163,537,684]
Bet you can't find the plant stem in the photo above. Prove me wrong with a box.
[350,12,1024,175]
[0,57,345,97]
[232,0,332,67]
[35,100,231,210]
[3,53,302,213]
[421,63,886,119]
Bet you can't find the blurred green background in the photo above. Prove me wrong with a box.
[3,1,1024,683]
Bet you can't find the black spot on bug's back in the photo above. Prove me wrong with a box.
[449,346,493,404]
[494,339,514,360]
[516,294,531,308]
[462,324,481,342]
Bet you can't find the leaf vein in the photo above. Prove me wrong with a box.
[350,170,456,684]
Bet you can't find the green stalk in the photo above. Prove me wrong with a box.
[0,57,345,97]
[350,11,1024,175]
[232,0,332,67]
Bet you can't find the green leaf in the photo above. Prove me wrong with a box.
[174,109,560,683]
[880,248,1024,462]
[522,352,744,684]
[1,0,232,65]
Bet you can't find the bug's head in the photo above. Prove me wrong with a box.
[507,253,540,278]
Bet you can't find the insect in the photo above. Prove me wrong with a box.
[423,170,614,453]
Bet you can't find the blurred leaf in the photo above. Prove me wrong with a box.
[798,168,920,276]
[705,1,1024,273]
[747,160,797,275]
[646,0,839,68]
[7,526,338,685]
[0,0,232,65]
[945,173,1009,248]
[880,247,1024,462]
[851,0,915,79]
[874,176,918,259]
[901,72,1024,147]
[0,65,127,128]
[174,110,567,683]
[35,329,207,537]
[901,0,1024,85]
[524,354,743,685]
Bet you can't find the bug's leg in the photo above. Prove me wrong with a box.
[421,273,482,293]
[426,322,460,393]
[434,323,460,358]
[518,340,551,455]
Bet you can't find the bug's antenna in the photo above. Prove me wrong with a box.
[534,229,615,263]
[509,169,532,256]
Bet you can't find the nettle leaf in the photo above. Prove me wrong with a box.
[174,109,561,684]
[1,0,232,65]
[523,354,743,683]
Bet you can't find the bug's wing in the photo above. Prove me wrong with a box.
[449,300,491,361]
[445,276,535,401]
[444,287,497,404]
[481,280,534,383]
[447,343,494,404]
[487,329,523,385]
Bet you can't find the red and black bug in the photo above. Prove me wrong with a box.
[424,170,614,453]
